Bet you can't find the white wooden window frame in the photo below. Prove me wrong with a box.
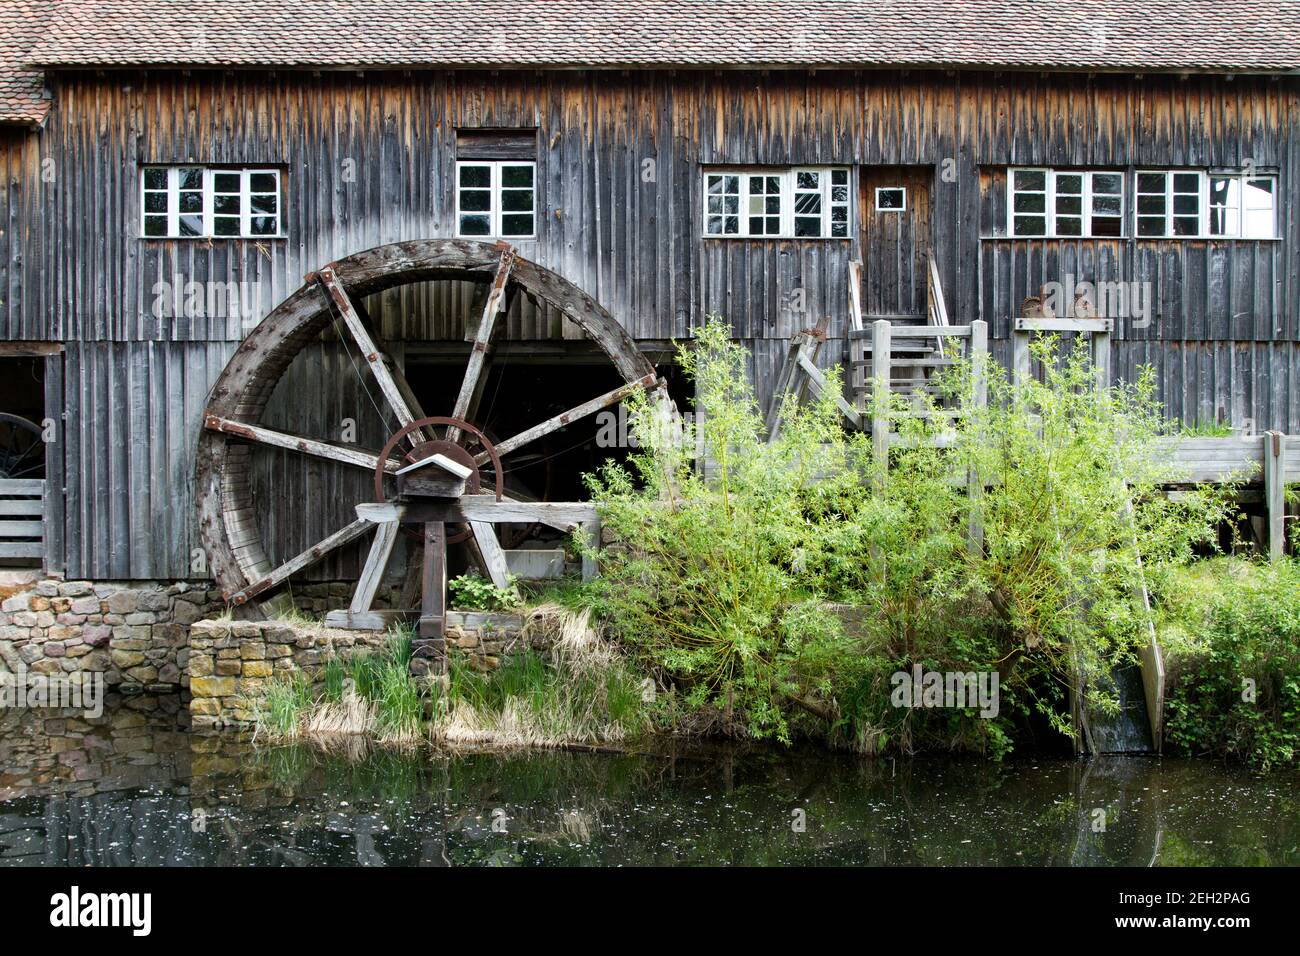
[1135,169,1278,239]
[702,167,852,239]
[455,160,537,239]
[875,186,907,212]
[140,167,282,239]
[1007,168,1125,238]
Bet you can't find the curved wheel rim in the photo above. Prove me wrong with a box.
[196,238,664,614]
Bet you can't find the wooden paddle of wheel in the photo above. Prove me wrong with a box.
[196,239,676,667]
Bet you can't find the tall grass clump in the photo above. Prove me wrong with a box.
[256,626,425,745]
[437,604,652,747]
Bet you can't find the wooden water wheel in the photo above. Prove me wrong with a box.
[196,239,669,626]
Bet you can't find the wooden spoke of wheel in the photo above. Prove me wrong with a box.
[315,265,430,446]
[203,415,401,474]
[473,373,660,466]
[447,243,515,445]
[350,520,401,613]
[228,517,374,605]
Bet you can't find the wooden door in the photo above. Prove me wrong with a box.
[859,166,932,318]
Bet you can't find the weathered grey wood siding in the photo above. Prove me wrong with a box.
[1,68,1297,578]
[5,69,1296,346]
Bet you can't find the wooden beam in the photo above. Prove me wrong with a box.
[474,373,659,465]
[356,496,598,526]
[315,266,424,440]
[0,479,44,495]
[0,342,64,357]
[204,415,400,473]
[325,608,413,631]
[349,520,400,613]
[228,517,373,604]
[1014,317,1115,333]
[418,521,447,655]
[449,244,516,443]
[794,352,864,429]
[468,521,512,588]
[1012,329,1032,387]
[1265,430,1288,561]
[871,319,891,480]
[847,260,864,333]
[967,319,988,555]
[0,520,43,538]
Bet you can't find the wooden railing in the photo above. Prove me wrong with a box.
[0,478,44,564]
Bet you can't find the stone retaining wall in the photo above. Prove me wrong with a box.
[445,611,535,671]
[0,580,221,691]
[188,619,389,729]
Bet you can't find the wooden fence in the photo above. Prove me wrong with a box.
[0,478,44,564]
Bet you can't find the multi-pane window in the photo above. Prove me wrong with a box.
[456,161,536,238]
[703,168,850,238]
[141,167,281,238]
[1009,168,1124,237]
[1137,170,1276,239]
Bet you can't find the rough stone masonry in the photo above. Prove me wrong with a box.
[0,580,222,692]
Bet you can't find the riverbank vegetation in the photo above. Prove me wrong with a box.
[1158,558,1300,768]
[254,319,1295,766]
[255,605,652,749]
[583,319,1234,756]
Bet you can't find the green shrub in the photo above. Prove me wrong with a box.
[449,573,523,611]
[1161,558,1300,768]
[585,319,1232,752]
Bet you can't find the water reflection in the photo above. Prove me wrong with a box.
[1,696,1296,866]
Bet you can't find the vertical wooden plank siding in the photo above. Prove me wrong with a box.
[1,68,1297,578]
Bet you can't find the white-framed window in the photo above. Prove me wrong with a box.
[141,166,282,239]
[703,167,851,238]
[1008,168,1124,238]
[875,186,906,212]
[456,161,536,238]
[1137,169,1277,239]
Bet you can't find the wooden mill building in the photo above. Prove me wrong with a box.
[1,0,1298,595]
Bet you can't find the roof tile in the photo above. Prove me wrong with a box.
[12,1,1300,95]
[0,1,53,124]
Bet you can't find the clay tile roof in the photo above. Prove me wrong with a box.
[21,0,1300,74]
[0,1,53,124]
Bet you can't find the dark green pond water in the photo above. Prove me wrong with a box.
[1,695,1297,866]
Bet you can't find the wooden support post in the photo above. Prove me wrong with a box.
[1264,430,1287,561]
[871,319,891,483]
[350,521,399,614]
[414,521,447,675]
[581,517,601,582]
[1092,329,1112,393]
[1012,328,1032,387]
[966,320,988,555]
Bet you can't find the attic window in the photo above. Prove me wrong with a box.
[141,166,282,239]
[456,161,536,238]
[703,167,851,238]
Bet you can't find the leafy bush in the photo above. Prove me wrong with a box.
[449,573,523,612]
[585,319,1232,752]
[1161,558,1300,768]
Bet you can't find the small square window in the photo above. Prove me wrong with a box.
[875,187,906,212]
[456,161,537,239]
